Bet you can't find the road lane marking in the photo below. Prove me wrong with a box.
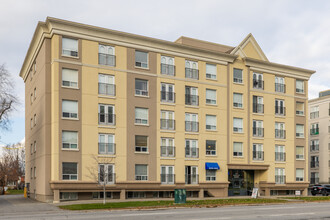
[267,212,315,217]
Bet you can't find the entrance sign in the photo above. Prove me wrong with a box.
[251,188,259,198]
[295,190,301,196]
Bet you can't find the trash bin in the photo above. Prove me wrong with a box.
[174,189,186,204]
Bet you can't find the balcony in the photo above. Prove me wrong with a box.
[253,79,264,89]
[98,53,116,66]
[275,175,286,184]
[252,151,264,161]
[98,83,116,96]
[98,173,115,184]
[161,63,175,76]
[275,129,286,139]
[310,112,319,119]
[275,83,286,93]
[185,94,199,106]
[160,91,175,103]
[160,146,175,157]
[310,144,319,151]
[185,174,199,184]
[135,175,148,181]
[185,147,199,158]
[98,143,116,155]
[135,89,149,96]
[233,77,243,84]
[98,113,116,125]
[161,174,175,184]
[275,106,286,116]
[185,68,199,79]
[253,127,264,137]
[311,161,319,168]
[275,152,286,161]
[310,177,319,185]
[160,119,175,130]
[310,128,319,135]
[253,103,264,113]
[185,121,199,132]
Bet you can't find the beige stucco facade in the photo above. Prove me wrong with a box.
[21,17,315,202]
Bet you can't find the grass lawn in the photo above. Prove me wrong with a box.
[6,189,24,195]
[283,196,330,202]
[60,198,287,211]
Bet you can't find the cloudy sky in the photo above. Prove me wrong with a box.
[0,0,329,149]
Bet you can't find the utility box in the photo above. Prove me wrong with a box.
[174,189,186,204]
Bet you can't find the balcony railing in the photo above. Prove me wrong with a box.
[275,83,286,93]
[98,173,115,184]
[135,89,149,96]
[185,147,199,158]
[233,77,243,83]
[62,49,78,57]
[233,102,243,108]
[296,110,304,115]
[275,129,286,139]
[98,83,116,96]
[310,144,319,151]
[296,88,304,93]
[185,174,199,184]
[135,175,148,181]
[185,121,199,132]
[253,151,264,161]
[310,112,319,119]
[161,174,175,184]
[98,53,116,66]
[310,177,319,185]
[98,143,116,155]
[253,103,264,113]
[161,63,175,76]
[160,119,175,130]
[185,94,199,106]
[253,79,264,89]
[233,127,243,133]
[98,113,116,125]
[253,127,264,137]
[275,106,286,116]
[185,68,199,79]
[310,128,319,135]
[296,132,304,138]
[311,161,319,168]
[160,91,175,103]
[275,175,286,184]
[275,152,286,161]
[296,154,304,160]
[160,146,175,157]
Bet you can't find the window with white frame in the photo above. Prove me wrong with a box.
[161,165,174,184]
[99,134,115,154]
[160,138,175,157]
[185,60,199,79]
[206,170,216,181]
[99,44,115,66]
[275,122,285,139]
[34,114,37,126]
[98,74,115,96]
[206,115,217,130]
[62,68,78,88]
[253,144,263,160]
[233,68,243,83]
[296,102,304,115]
[310,123,319,135]
[98,104,115,125]
[185,139,198,158]
[206,63,216,79]
[296,80,304,93]
[296,124,304,137]
[185,86,199,106]
[62,100,78,119]
[233,142,243,157]
[160,110,175,130]
[275,76,285,93]
[275,99,285,116]
[160,56,175,75]
[30,143,32,155]
[233,93,243,108]
[160,83,175,102]
[233,118,243,133]
[135,51,148,68]
[206,89,216,105]
[185,113,198,132]
[310,140,319,151]
[98,164,114,184]
[135,108,148,125]
[275,168,285,184]
[62,162,78,180]
[135,164,148,180]
[135,135,148,152]
[275,145,285,161]
[30,167,32,179]
[30,118,33,129]
[206,140,216,155]
[253,120,263,137]
[62,37,78,57]
[310,106,319,119]
[296,168,304,181]
[34,141,36,152]
[62,131,78,149]
[30,93,33,105]
[34,88,36,100]
[253,96,263,113]
[253,72,263,89]
[296,146,304,159]
[135,79,148,96]
[34,167,36,178]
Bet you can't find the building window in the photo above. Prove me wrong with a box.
[135,79,148,96]
[185,86,199,106]
[30,93,33,105]
[206,89,216,105]
[135,108,148,125]
[34,88,36,100]
[296,146,304,160]
[296,124,304,138]
[233,142,243,157]
[253,72,263,89]
[99,134,115,155]
[311,172,319,184]
[233,118,243,133]
[62,100,78,119]
[275,145,285,161]
[161,56,175,76]
[206,140,216,155]
[62,131,78,149]
[34,114,37,126]
[60,192,78,201]
[98,164,115,184]
[34,167,36,178]
[185,166,198,184]
[275,168,285,184]
[275,76,285,93]
[253,96,263,113]
[185,113,198,132]
[62,162,78,180]
[62,68,78,88]
[310,140,319,151]
[310,123,319,135]
[160,83,175,103]
[161,166,174,184]
[253,144,263,160]
[160,110,175,130]
[296,169,304,181]
[98,104,115,125]
[311,156,319,168]
[233,93,243,108]
[135,135,148,152]
[185,60,199,79]
[206,64,216,80]
[233,68,243,83]
[206,170,216,181]
[99,44,115,66]
[160,138,175,157]
[252,120,263,137]
[98,74,115,96]
[185,139,198,158]
[206,115,217,131]
[30,118,33,129]
[135,51,148,68]
[62,37,78,57]
[30,167,33,179]
[275,99,285,116]
[275,122,285,139]
[296,102,304,115]
[30,144,33,155]
[135,164,148,180]
[310,106,319,119]
[296,80,304,93]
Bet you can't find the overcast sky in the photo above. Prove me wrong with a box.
[0,0,329,149]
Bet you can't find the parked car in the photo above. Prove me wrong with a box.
[311,184,330,196]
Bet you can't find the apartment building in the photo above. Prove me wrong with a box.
[20,17,315,202]
[308,90,330,185]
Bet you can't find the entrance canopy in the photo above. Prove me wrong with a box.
[205,162,220,170]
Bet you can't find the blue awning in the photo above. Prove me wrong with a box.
[205,162,220,170]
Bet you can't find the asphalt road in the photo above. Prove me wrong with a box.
[1,195,330,219]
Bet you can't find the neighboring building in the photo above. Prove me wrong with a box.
[308,90,330,185]
[20,17,315,202]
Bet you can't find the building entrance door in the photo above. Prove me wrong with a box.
[228,170,254,196]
